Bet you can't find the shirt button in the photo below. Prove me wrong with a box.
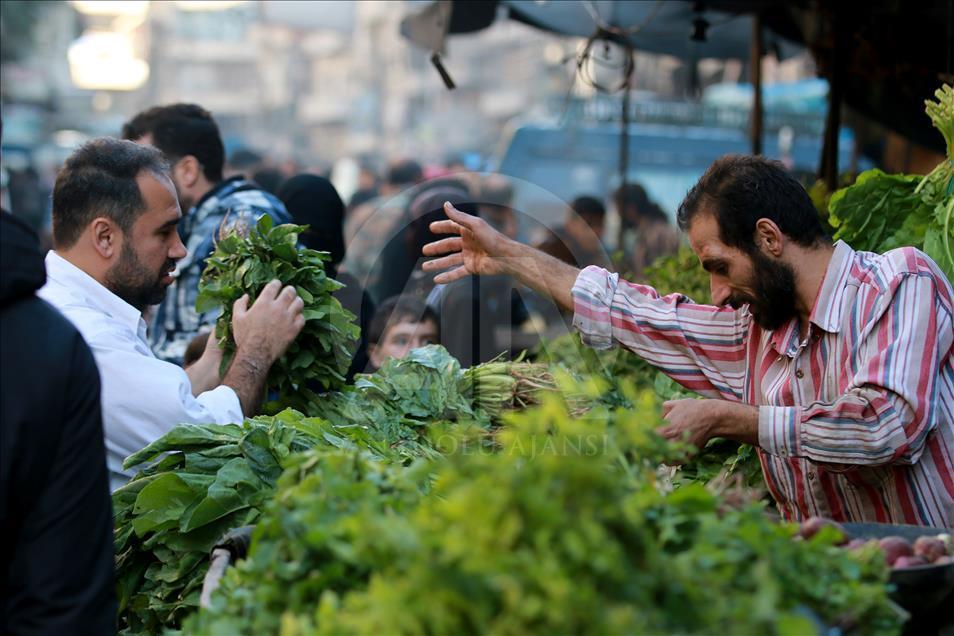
[795,369,805,379]
[808,471,816,481]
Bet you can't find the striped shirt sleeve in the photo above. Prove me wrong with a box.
[759,272,952,466]
[571,266,749,400]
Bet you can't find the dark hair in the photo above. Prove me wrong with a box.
[615,183,668,225]
[368,295,439,345]
[570,195,606,220]
[278,173,346,267]
[121,103,224,183]
[52,138,170,249]
[228,148,263,171]
[676,155,827,252]
[183,331,210,367]
[386,159,423,187]
[406,177,475,260]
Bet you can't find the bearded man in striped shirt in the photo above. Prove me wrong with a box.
[423,155,954,526]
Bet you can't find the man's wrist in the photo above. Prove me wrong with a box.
[230,348,268,378]
[711,400,760,446]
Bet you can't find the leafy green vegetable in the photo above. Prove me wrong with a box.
[196,216,360,412]
[828,170,932,253]
[826,84,954,282]
[188,388,902,635]
[113,415,327,633]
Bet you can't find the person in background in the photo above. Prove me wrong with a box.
[348,163,380,210]
[366,295,440,372]
[1,212,116,635]
[251,167,285,196]
[38,138,304,490]
[225,148,265,180]
[278,173,376,380]
[427,175,530,366]
[342,158,424,289]
[475,175,518,240]
[371,177,474,303]
[182,330,211,369]
[615,182,681,278]
[122,103,292,365]
[535,195,610,269]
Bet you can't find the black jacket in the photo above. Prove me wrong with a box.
[0,212,116,635]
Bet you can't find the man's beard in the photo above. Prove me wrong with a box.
[105,241,174,312]
[726,251,797,331]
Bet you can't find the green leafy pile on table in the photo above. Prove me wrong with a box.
[188,389,902,636]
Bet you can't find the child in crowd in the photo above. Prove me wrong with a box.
[367,296,440,371]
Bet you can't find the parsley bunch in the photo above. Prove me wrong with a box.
[196,216,360,412]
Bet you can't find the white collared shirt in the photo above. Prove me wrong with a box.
[38,251,243,491]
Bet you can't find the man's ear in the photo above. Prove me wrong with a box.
[754,218,784,257]
[173,155,202,189]
[90,217,120,259]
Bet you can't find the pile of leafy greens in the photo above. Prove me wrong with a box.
[114,347,546,633]
[196,216,360,412]
[113,414,326,633]
[828,84,954,281]
[187,387,902,636]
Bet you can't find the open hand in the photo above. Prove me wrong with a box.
[422,202,512,283]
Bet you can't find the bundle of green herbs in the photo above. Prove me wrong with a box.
[196,216,360,412]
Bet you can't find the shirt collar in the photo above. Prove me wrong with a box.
[808,240,855,334]
[44,251,144,335]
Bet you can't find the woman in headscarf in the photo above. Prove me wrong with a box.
[278,174,375,381]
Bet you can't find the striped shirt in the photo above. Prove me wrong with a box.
[572,240,954,526]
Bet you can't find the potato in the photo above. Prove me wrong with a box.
[878,536,914,566]
[913,536,946,562]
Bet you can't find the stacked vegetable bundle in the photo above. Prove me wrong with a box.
[196,216,360,412]
[827,84,954,281]
[186,390,903,635]
[113,414,326,632]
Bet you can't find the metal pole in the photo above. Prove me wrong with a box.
[820,9,843,190]
[617,72,631,250]
[750,13,763,156]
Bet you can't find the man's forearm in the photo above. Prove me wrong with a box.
[499,239,580,311]
[186,355,222,396]
[712,401,760,446]
[221,351,269,416]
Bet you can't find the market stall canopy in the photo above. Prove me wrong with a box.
[401,0,954,154]
[501,0,800,61]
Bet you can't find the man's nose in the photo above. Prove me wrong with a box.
[710,278,730,306]
[170,234,188,260]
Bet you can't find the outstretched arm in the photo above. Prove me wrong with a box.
[422,202,580,311]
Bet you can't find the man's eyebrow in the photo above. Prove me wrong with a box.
[158,217,180,231]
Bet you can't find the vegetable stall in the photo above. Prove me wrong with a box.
[113,86,954,635]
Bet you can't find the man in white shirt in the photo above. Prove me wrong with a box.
[39,138,305,490]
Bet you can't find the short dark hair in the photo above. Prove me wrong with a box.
[386,159,423,187]
[121,103,225,183]
[615,182,668,224]
[676,155,828,252]
[369,295,439,345]
[571,195,606,220]
[52,138,170,249]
